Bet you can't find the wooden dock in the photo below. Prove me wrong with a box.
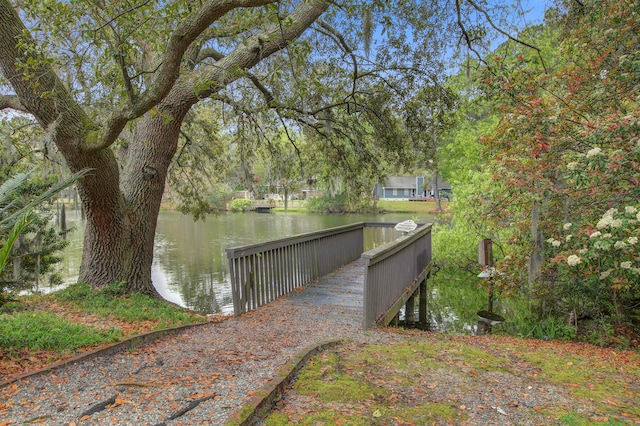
[287,258,365,311]
[226,222,432,329]
[253,206,274,213]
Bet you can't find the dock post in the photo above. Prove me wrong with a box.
[391,311,400,326]
[405,290,416,324]
[419,277,428,328]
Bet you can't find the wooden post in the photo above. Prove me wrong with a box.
[391,311,400,326]
[60,203,66,237]
[419,277,427,328]
[478,238,494,314]
[405,290,416,324]
[73,186,79,210]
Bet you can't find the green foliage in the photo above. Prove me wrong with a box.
[0,213,33,306]
[229,198,252,212]
[436,0,640,341]
[205,186,235,212]
[0,311,122,352]
[168,104,233,220]
[305,193,350,213]
[53,283,202,327]
[526,317,576,341]
[545,207,640,322]
[0,168,88,306]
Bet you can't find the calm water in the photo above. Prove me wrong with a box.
[58,210,431,314]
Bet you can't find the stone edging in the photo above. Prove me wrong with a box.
[225,339,344,426]
[1,321,212,388]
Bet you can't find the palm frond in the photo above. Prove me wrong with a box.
[0,168,91,229]
[0,213,34,274]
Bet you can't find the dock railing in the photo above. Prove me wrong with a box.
[227,222,401,316]
[362,223,432,328]
[226,222,431,324]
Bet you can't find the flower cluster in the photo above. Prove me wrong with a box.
[546,205,640,289]
[585,147,603,158]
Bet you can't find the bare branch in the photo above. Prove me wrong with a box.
[315,21,358,100]
[455,0,487,66]
[464,0,548,72]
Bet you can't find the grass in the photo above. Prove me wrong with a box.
[376,199,448,214]
[52,282,203,327]
[295,352,390,402]
[263,333,640,425]
[272,199,449,215]
[0,282,207,375]
[0,311,122,352]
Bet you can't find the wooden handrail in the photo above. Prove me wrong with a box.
[226,221,432,325]
[227,222,392,315]
[362,224,432,328]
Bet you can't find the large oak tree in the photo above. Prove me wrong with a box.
[0,0,519,296]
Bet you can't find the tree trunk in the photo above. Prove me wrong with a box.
[284,185,289,212]
[433,170,442,212]
[79,106,185,294]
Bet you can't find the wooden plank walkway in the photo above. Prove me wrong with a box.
[286,258,365,324]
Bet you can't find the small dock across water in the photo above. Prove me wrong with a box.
[226,222,432,328]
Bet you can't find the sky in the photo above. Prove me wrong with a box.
[519,0,554,25]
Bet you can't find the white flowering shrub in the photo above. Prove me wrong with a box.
[546,206,640,321]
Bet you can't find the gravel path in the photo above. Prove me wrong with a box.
[4,260,630,425]
[1,293,375,425]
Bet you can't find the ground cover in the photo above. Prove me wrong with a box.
[0,283,208,377]
[264,331,640,425]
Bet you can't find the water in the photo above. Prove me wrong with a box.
[57,210,430,315]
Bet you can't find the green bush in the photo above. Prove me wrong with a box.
[229,198,252,212]
[305,193,348,213]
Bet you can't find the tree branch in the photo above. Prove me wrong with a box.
[464,0,548,72]
[176,0,331,107]
[86,0,279,152]
[315,21,358,100]
[0,1,97,132]
[0,95,29,113]
[455,0,487,67]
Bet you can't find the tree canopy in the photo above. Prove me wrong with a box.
[2,0,517,294]
[438,0,640,338]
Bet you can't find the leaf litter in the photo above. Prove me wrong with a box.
[0,296,639,425]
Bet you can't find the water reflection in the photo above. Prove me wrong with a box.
[60,211,426,314]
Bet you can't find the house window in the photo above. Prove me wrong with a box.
[404,189,409,196]
[392,189,397,196]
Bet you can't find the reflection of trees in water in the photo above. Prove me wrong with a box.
[170,267,233,314]
[152,212,437,314]
[155,240,232,314]
[427,272,488,333]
